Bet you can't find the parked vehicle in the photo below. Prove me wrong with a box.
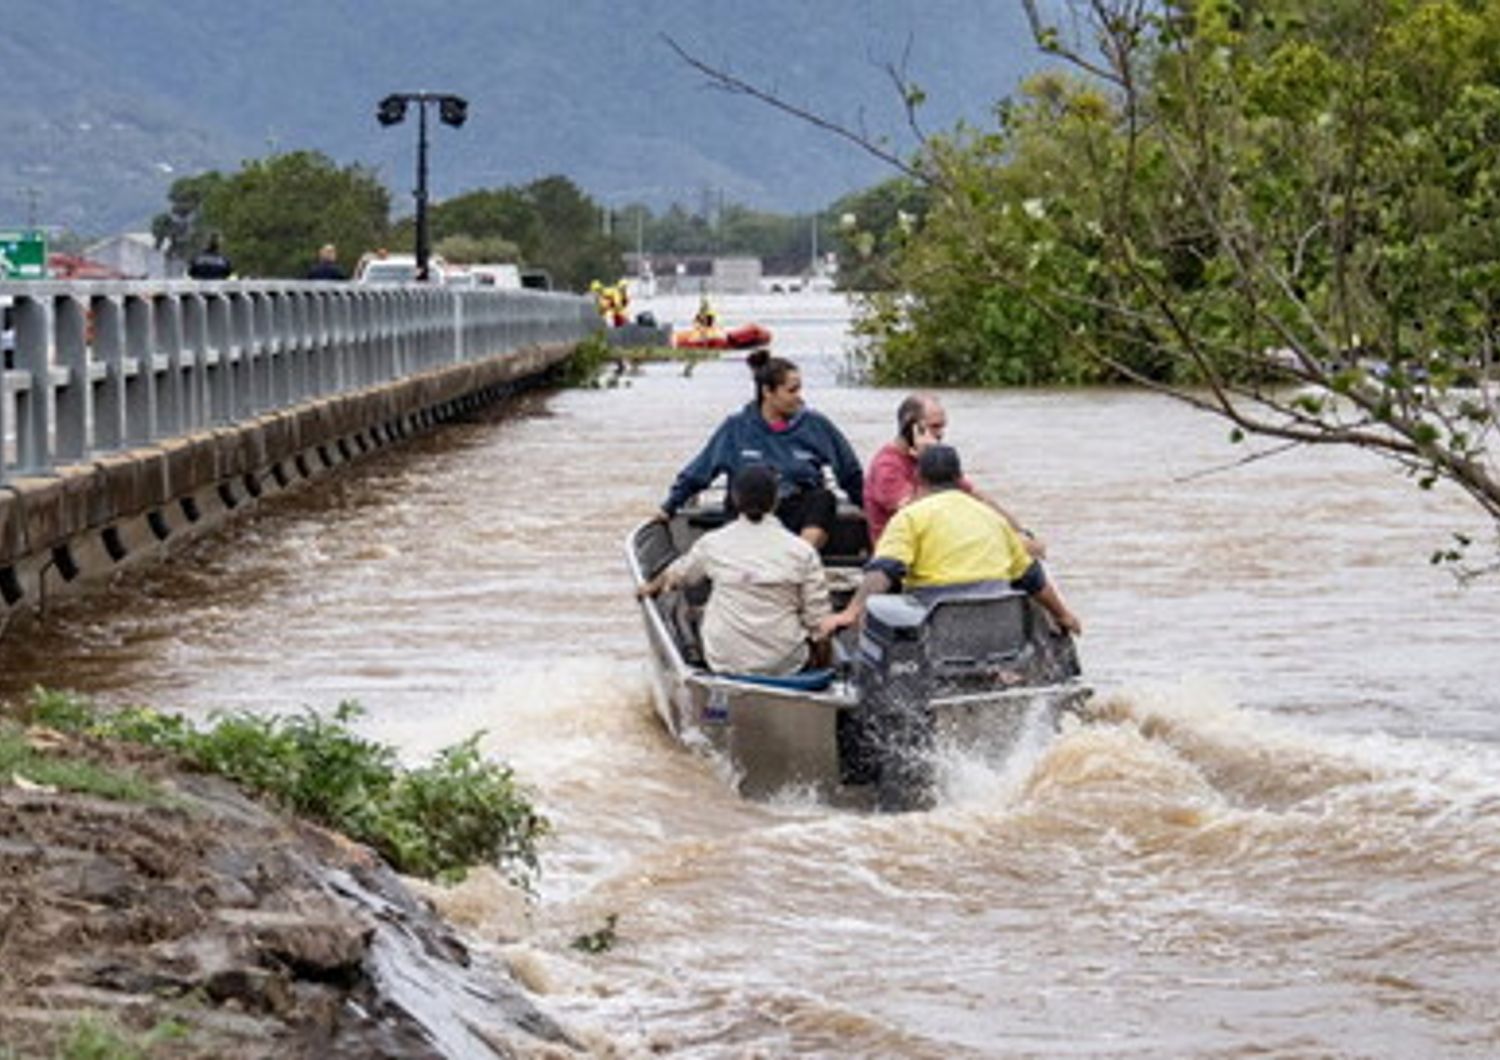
[353,252,450,284]
[518,268,552,292]
[467,263,522,290]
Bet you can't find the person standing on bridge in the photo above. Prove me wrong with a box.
[187,235,233,280]
[657,350,863,554]
[306,243,347,281]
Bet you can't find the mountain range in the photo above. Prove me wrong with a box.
[0,0,1050,236]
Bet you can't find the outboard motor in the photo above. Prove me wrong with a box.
[847,594,937,811]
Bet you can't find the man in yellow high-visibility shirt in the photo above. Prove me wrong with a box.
[820,444,1081,638]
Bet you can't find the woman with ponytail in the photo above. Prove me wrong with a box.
[657,350,863,552]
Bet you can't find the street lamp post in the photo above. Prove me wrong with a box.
[377,92,468,281]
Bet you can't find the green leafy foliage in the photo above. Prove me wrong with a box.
[379,735,546,883]
[850,74,1136,385]
[420,176,624,291]
[25,691,548,884]
[556,332,614,388]
[828,177,931,292]
[154,151,391,277]
[434,233,522,265]
[841,0,1500,537]
[0,720,166,805]
[55,1016,189,1060]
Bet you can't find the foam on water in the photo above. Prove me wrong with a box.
[985,676,1500,881]
[6,292,1498,1054]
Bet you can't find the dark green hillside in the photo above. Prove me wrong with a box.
[0,0,1043,234]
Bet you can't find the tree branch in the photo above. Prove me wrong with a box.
[660,34,929,185]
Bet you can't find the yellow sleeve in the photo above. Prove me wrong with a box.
[1001,523,1033,581]
[875,507,918,570]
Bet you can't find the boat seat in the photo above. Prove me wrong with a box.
[720,667,836,692]
[680,502,870,567]
[686,507,731,531]
[920,590,1034,675]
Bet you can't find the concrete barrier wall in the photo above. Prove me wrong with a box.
[0,281,599,630]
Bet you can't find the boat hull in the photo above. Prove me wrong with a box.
[670,323,773,350]
[627,513,1087,809]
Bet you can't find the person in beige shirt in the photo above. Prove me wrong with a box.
[639,464,831,676]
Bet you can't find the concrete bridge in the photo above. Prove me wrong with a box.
[0,280,597,630]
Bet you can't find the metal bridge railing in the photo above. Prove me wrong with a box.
[0,281,597,484]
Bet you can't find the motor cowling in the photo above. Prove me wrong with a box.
[847,594,936,811]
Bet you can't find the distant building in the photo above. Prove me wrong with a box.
[711,256,762,294]
[624,253,762,295]
[84,232,172,280]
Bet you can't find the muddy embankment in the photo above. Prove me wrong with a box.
[0,730,575,1059]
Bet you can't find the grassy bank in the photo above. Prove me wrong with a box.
[10,690,548,884]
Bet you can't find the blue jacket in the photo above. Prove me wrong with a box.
[663,403,864,513]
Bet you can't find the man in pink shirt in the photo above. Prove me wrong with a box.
[863,393,1046,554]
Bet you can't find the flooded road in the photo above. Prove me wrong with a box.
[2,293,1497,1057]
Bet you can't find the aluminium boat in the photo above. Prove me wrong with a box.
[626,504,1088,810]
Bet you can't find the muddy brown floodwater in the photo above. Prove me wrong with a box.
[2,293,1497,1057]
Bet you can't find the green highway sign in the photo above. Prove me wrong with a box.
[0,229,47,279]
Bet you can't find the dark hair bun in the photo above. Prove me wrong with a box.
[746,349,770,371]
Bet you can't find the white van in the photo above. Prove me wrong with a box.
[467,263,522,290]
[353,252,451,284]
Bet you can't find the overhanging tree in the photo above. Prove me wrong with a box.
[671,1,1500,571]
[1017,0,1500,562]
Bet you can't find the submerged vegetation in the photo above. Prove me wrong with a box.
[559,332,718,388]
[570,913,620,955]
[557,332,615,387]
[15,690,548,883]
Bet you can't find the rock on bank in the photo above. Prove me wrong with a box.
[0,738,574,1058]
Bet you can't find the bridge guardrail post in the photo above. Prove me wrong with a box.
[184,291,211,434]
[14,296,52,475]
[154,293,184,439]
[206,293,231,424]
[54,294,91,465]
[123,294,155,446]
[92,295,127,452]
